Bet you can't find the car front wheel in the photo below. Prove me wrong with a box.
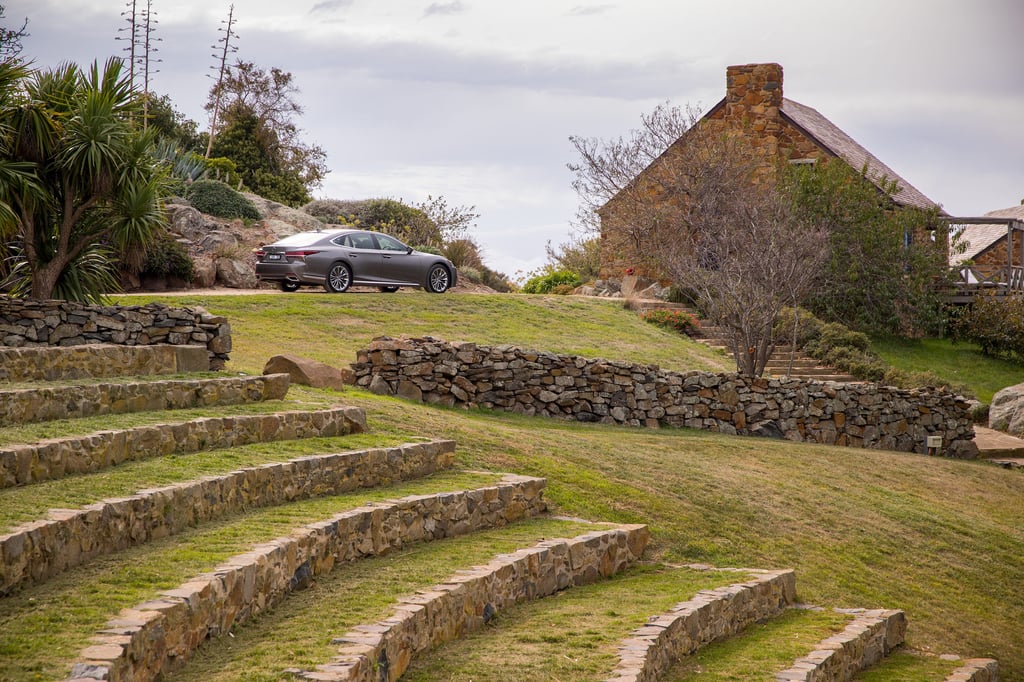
[324,262,352,293]
[426,265,451,293]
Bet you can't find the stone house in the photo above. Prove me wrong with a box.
[952,202,1024,269]
[598,62,943,283]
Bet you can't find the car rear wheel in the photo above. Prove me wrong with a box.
[280,280,301,292]
[324,262,352,293]
[378,286,400,293]
[426,265,451,293]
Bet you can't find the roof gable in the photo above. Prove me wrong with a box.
[952,204,1024,263]
[779,98,941,212]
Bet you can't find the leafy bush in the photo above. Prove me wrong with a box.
[459,266,482,284]
[142,232,194,281]
[480,266,512,293]
[550,284,575,295]
[355,198,440,246]
[186,180,261,221]
[442,238,484,269]
[642,309,700,336]
[774,307,824,349]
[520,270,581,294]
[302,198,367,224]
[952,293,1024,361]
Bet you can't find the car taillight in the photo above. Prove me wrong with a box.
[285,250,320,261]
[253,248,266,257]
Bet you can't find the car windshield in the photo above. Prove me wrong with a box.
[375,234,408,252]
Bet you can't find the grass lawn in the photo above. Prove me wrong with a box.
[7,292,1022,680]
[871,336,1024,403]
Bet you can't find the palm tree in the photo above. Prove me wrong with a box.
[0,57,164,302]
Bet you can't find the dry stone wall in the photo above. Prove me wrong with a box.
[0,406,366,488]
[608,569,796,681]
[293,525,650,682]
[2,437,443,596]
[945,659,1000,682]
[353,337,977,457]
[0,373,289,426]
[775,609,907,681]
[0,297,232,369]
[65,475,548,682]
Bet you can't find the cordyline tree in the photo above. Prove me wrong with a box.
[0,58,164,302]
[570,103,827,377]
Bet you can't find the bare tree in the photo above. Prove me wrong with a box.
[0,4,28,61]
[205,3,238,158]
[569,103,827,377]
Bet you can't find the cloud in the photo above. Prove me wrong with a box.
[310,0,354,14]
[424,1,466,17]
[568,4,616,16]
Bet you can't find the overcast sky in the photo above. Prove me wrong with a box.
[7,0,1024,277]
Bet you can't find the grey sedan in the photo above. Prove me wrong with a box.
[254,229,458,293]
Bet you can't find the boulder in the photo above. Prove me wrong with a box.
[191,255,217,288]
[243,193,324,232]
[989,382,1024,435]
[215,257,257,289]
[199,230,239,254]
[167,204,210,241]
[263,354,354,390]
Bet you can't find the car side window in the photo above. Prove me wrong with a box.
[374,234,408,252]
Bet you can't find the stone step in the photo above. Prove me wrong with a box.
[775,609,906,681]
[290,525,649,681]
[0,406,367,489]
[0,374,290,427]
[1,438,443,596]
[608,569,796,681]
[0,344,210,383]
[65,475,550,682]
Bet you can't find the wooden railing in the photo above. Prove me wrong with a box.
[948,265,1024,302]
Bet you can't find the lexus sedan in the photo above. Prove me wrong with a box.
[254,229,457,294]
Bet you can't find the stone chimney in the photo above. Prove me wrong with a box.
[723,63,783,130]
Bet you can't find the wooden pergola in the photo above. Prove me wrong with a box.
[946,217,1024,304]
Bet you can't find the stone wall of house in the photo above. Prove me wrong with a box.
[352,337,978,457]
[293,525,650,681]
[0,373,290,426]
[66,475,548,682]
[0,437,441,595]
[0,297,232,369]
[775,609,907,682]
[609,569,796,681]
[0,406,367,488]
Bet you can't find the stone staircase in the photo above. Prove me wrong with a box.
[0,336,996,681]
[637,301,858,383]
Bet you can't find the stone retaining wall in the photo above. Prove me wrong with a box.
[292,525,650,681]
[607,569,797,681]
[0,373,289,426]
[66,475,548,682]
[945,659,999,682]
[354,337,977,457]
[1,439,449,595]
[0,343,210,381]
[0,406,366,488]
[0,297,232,369]
[775,609,907,681]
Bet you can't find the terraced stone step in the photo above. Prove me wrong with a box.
[0,439,448,595]
[65,475,548,682]
[0,343,210,382]
[290,525,649,681]
[0,405,366,488]
[607,569,796,681]
[0,373,290,426]
[775,608,906,681]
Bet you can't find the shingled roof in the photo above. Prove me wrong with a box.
[953,203,1024,264]
[779,98,942,212]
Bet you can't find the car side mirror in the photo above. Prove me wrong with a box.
[406,247,413,254]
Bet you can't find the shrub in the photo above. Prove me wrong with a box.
[521,270,581,294]
[480,267,512,293]
[642,309,700,336]
[442,238,484,269]
[142,232,194,281]
[459,266,482,284]
[774,307,824,349]
[186,180,261,221]
[952,293,1024,361]
[302,198,368,225]
[550,284,575,295]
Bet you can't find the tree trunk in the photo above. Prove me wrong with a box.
[28,261,62,300]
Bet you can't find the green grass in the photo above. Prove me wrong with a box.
[663,607,852,680]
[5,293,1024,680]
[402,565,752,681]
[0,470,520,682]
[114,292,731,376]
[854,650,965,681]
[871,336,1024,403]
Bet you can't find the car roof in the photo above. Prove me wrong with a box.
[271,229,347,246]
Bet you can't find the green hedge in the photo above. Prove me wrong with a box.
[186,180,261,221]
